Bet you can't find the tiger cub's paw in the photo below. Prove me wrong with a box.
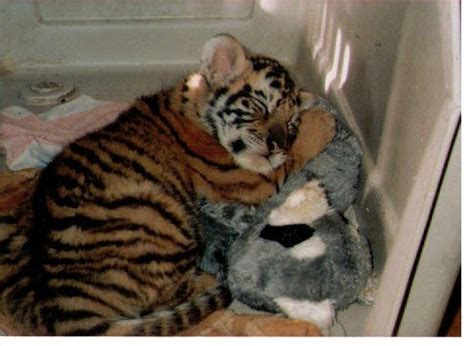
[234,153,275,175]
[269,151,287,170]
[235,151,287,175]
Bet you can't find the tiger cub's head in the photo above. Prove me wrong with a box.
[194,34,315,175]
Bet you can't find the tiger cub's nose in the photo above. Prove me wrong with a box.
[267,124,287,151]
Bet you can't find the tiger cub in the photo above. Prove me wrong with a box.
[0,34,333,335]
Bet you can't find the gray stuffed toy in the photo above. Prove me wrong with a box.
[198,96,373,334]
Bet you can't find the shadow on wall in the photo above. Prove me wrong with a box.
[294,1,412,273]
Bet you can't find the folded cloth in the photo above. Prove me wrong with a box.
[0,309,322,336]
[0,168,39,215]
[0,95,129,170]
[177,310,322,336]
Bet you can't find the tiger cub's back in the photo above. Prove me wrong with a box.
[0,91,228,334]
[0,34,335,336]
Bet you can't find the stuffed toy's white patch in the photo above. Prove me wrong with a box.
[275,297,336,336]
[268,180,332,226]
[289,235,327,260]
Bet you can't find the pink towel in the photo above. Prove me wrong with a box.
[0,96,129,170]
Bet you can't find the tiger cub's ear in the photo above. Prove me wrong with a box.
[201,34,250,88]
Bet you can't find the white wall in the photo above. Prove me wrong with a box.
[0,0,310,71]
[304,1,460,335]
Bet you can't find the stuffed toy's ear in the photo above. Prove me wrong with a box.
[298,90,317,111]
[201,34,250,87]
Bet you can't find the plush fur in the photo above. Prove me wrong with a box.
[198,96,372,333]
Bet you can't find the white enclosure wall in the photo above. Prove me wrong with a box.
[301,1,461,335]
[0,0,461,336]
